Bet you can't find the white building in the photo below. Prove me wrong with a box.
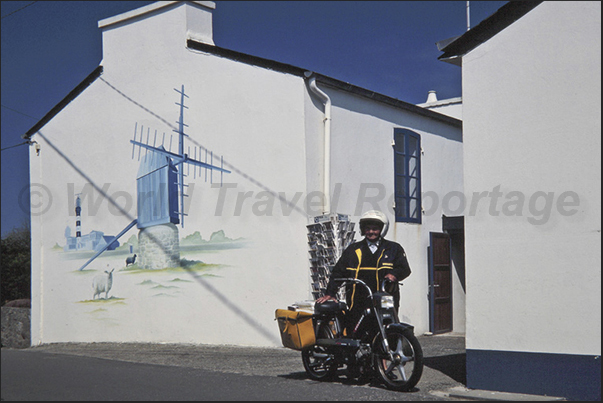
[24,2,464,349]
[416,90,462,120]
[438,1,601,400]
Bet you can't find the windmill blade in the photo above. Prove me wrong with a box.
[130,140,183,162]
[131,123,138,159]
[138,125,143,161]
[129,140,231,173]
[220,157,223,186]
[187,146,191,176]
[193,147,197,179]
[186,155,231,173]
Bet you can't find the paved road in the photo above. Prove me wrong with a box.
[2,334,468,401]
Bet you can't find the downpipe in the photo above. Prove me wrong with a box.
[304,71,331,214]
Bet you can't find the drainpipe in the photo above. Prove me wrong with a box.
[304,71,331,214]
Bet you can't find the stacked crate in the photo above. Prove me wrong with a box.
[307,213,356,300]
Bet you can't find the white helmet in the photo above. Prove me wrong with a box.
[359,210,389,237]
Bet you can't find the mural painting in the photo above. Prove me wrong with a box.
[53,86,247,325]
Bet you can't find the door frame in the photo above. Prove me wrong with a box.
[428,231,452,334]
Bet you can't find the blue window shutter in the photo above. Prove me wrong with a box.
[393,128,422,224]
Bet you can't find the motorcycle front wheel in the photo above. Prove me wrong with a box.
[301,320,338,381]
[372,327,423,391]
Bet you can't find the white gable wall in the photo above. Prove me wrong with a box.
[462,1,601,356]
[30,2,311,346]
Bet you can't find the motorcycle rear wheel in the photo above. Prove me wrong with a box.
[372,327,423,391]
[301,320,338,381]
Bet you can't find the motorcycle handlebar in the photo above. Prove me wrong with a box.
[332,278,373,297]
[332,278,402,297]
[381,278,403,293]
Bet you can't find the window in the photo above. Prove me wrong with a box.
[393,128,421,223]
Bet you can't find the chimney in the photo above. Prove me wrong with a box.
[426,90,438,103]
[184,1,216,45]
[98,1,216,62]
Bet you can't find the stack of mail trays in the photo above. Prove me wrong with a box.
[307,213,356,300]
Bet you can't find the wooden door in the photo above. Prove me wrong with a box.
[428,232,452,333]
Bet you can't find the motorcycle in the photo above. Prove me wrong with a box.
[301,278,423,391]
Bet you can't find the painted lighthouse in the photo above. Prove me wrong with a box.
[75,193,82,248]
[131,85,230,270]
[65,194,121,253]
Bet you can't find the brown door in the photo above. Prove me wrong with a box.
[428,232,452,333]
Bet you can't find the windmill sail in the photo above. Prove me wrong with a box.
[131,85,231,228]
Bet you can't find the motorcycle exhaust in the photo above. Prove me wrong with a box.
[315,338,361,348]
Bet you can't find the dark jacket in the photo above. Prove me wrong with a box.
[324,237,411,310]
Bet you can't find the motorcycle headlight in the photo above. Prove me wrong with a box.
[379,295,395,309]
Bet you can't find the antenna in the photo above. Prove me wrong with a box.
[466,1,471,31]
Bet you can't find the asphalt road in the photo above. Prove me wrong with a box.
[2,334,468,401]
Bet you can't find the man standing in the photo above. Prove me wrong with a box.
[316,210,411,333]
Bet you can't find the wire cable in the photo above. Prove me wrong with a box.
[1,141,30,152]
[1,1,37,20]
[1,104,39,120]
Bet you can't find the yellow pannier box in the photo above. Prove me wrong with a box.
[275,309,316,350]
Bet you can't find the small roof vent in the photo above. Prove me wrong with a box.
[426,90,438,103]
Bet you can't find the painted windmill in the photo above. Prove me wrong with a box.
[129,85,230,269]
[131,85,230,229]
[78,86,230,271]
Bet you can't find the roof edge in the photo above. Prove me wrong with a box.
[314,74,462,127]
[417,97,462,108]
[438,1,543,61]
[23,36,464,141]
[23,66,104,139]
[98,1,215,29]
[187,39,462,128]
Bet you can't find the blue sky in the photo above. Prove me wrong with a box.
[1,1,507,237]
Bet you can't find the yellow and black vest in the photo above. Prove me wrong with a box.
[325,238,411,310]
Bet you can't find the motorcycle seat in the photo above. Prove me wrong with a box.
[315,300,347,314]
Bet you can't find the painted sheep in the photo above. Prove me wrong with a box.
[125,254,137,266]
[92,268,114,300]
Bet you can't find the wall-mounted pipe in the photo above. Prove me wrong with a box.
[305,71,331,214]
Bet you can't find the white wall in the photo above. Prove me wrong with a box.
[30,1,464,346]
[462,1,601,355]
[320,88,464,334]
[30,2,311,347]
